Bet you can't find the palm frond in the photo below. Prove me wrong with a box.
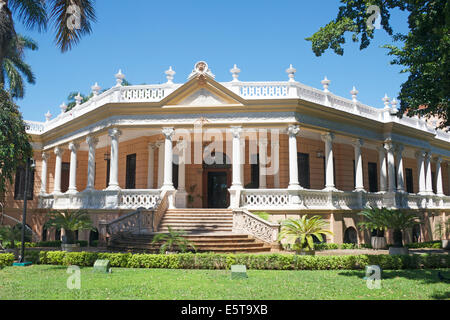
[47,0,96,52]
[9,0,47,32]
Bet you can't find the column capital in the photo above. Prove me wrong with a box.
[425,151,433,160]
[176,139,187,150]
[162,127,175,140]
[415,149,426,159]
[42,152,50,161]
[86,136,99,147]
[435,156,442,164]
[351,138,364,148]
[108,128,122,139]
[377,145,386,155]
[54,146,64,157]
[321,132,334,143]
[230,126,242,138]
[68,142,80,153]
[383,141,395,152]
[287,125,300,137]
[148,142,157,150]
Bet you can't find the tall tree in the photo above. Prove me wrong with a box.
[0,89,32,199]
[2,34,38,98]
[306,0,449,129]
[0,0,96,86]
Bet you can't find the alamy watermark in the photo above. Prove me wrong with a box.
[67,265,81,290]
[67,2,82,31]
[365,265,381,289]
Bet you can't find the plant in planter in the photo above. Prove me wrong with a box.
[371,208,421,255]
[278,216,333,255]
[44,210,94,252]
[151,227,196,254]
[358,207,388,249]
[434,218,450,250]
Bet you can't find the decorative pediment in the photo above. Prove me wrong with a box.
[179,88,225,106]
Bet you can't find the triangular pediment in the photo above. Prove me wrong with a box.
[179,88,225,106]
[163,74,245,106]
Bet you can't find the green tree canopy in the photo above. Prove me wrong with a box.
[306,0,449,129]
[0,89,32,198]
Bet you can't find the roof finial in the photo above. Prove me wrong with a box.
[230,64,241,82]
[286,64,296,82]
[59,102,67,114]
[165,66,175,84]
[350,86,358,102]
[45,110,52,122]
[115,69,125,86]
[321,76,331,92]
[91,82,101,96]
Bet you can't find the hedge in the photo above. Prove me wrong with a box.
[36,251,450,270]
[0,253,15,268]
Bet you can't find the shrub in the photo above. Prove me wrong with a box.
[32,251,450,271]
[0,253,14,268]
[24,250,40,264]
[405,241,442,249]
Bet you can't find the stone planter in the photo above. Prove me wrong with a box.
[371,237,387,250]
[442,240,450,250]
[388,247,409,255]
[61,243,81,252]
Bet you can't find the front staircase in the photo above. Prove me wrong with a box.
[108,208,272,253]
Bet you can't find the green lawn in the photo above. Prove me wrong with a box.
[0,265,448,300]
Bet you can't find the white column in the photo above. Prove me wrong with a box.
[106,128,122,190]
[416,150,427,194]
[157,141,164,188]
[67,142,80,194]
[259,138,267,189]
[425,152,433,194]
[384,142,396,193]
[162,128,175,190]
[177,141,186,192]
[176,140,188,208]
[147,143,156,189]
[378,146,387,192]
[272,139,280,188]
[40,152,49,195]
[85,136,98,191]
[436,157,444,196]
[229,126,243,209]
[240,138,245,186]
[288,125,301,190]
[353,138,364,192]
[395,144,405,192]
[321,132,336,191]
[53,147,63,194]
[231,126,243,188]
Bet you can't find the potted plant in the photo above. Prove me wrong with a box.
[44,209,94,252]
[434,218,450,250]
[358,207,387,249]
[278,216,333,255]
[151,226,196,254]
[375,208,421,255]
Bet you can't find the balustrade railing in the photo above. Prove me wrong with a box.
[241,188,450,210]
[232,209,280,244]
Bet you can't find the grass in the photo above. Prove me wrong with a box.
[0,265,449,300]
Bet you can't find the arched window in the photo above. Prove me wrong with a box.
[344,227,358,244]
[42,226,48,241]
[55,229,61,241]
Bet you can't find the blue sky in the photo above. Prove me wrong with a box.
[14,0,410,122]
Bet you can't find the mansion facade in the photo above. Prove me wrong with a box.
[2,61,450,247]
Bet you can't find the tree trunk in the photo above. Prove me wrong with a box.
[393,229,403,248]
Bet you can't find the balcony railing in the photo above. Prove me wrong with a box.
[240,188,450,211]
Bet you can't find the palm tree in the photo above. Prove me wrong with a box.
[278,216,333,253]
[358,206,387,237]
[2,34,37,98]
[0,0,96,85]
[44,209,94,244]
[360,208,421,248]
[151,227,196,254]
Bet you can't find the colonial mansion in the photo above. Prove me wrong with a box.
[3,61,450,251]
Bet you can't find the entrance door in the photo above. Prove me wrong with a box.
[205,171,230,208]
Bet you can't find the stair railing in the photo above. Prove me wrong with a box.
[232,209,280,244]
[152,190,170,232]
